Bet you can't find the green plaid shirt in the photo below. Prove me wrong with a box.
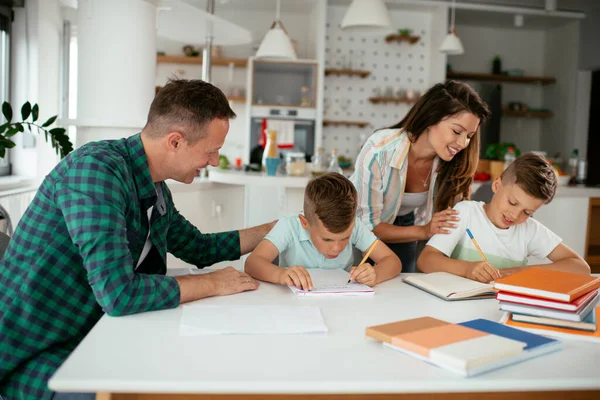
[0,134,241,400]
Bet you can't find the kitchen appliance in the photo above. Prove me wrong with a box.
[249,106,316,164]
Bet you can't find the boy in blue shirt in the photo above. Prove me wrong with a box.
[245,173,401,290]
[418,153,590,282]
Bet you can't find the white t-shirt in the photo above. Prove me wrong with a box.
[265,215,377,270]
[426,201,562,268]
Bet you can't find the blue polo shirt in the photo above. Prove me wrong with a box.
[265,214,377,270]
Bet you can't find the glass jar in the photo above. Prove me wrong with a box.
[285,152,307,176]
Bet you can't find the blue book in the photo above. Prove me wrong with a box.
[454,318,562,376]
[460,318,559,350]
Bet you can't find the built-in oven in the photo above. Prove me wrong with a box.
[248,106,316,165]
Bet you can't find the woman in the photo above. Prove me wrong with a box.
[351,80,491,273]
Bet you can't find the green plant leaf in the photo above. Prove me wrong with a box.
[21,102,31,120]
[49,127,67,137]
[0,123,8,134]
[2,102,12,122]
[15,123,24,132]
[42,115,58,128]
[5,127,19,137]
[0,147,5,158]
[31,104,39,122]
[2,139,15,149]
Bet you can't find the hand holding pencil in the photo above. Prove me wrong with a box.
[465,229,501,283]
[348,239,379,286]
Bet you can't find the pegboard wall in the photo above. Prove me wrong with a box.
[323,5,434,161]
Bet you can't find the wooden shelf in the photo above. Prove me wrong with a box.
[323,120,369,128]
[447,71,556,85]
[324,68,371,78]
[502,109,554,118]
[156,55,248,67]
[227,96,246,103]
[369,97,418,105]
[385,34,421,45]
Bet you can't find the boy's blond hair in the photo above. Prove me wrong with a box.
[304,172,357,233]
[501,152,558,203]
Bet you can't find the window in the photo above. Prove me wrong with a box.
[0,8,10,177]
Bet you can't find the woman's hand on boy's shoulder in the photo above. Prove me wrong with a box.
[350,263,376,287]
[465,261,501,283]
[278,266,313,291]
[423,208,460,239]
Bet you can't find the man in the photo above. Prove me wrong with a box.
[0,79,272,400]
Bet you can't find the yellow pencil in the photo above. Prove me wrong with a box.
[466,228,489,263]
[348,239,379,283]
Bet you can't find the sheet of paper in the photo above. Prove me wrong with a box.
[179,305,328,335]
[288,269,374,296]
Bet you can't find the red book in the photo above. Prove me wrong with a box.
[496,289,599,312]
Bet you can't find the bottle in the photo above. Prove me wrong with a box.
[262,130,279,176]
[328,148,343,174]
[568,149,579,184]
[503,146,516,171]
[576,158,587,185]
[311,147,327,176]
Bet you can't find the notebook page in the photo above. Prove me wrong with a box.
[405,272,494,298]
[287,269,374,296]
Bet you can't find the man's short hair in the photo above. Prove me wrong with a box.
[304,172,358,233]
[501,152,558,203]
[144,78,236,143]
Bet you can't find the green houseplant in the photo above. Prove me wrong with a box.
[482,142,521,180]
[0,101,74,159]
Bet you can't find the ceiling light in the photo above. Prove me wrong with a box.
[255,0,297,59]
[440,0,464,55]
[340,0,393,34]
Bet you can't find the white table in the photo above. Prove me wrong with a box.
[49,272,600,400]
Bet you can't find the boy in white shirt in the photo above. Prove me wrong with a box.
[417,153,590,283]
[245,173,401,290]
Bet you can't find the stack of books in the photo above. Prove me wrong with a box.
[494,268,600,341]
[366,316,562,377]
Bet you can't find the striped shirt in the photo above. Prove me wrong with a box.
[350,129,440,230]
[0,134,241,400]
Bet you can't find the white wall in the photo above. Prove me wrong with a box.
[541,21,580,160]
[10,0,62,181]
[448,24,546,153]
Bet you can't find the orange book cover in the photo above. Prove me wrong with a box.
[494,268,600,302]
[504,307,600,341]
[365,317,449,344]
[390,324,488,357]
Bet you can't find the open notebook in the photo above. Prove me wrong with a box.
[288,269,374,296]
[403,272,495,301]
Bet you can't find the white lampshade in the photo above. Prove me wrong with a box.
[439,29,464,55]
[340,0,393,33]
[255,21,297,60]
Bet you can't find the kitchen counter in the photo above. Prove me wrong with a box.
[208,169,311,188]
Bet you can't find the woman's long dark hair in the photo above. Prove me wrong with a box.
[386,80,491,212]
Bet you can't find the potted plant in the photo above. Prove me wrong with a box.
[483,142,521,180]
[0,101,74,159]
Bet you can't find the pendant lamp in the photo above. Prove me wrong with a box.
[340,0,392,33]
[255,0,297,59]
[439,0,464,55]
